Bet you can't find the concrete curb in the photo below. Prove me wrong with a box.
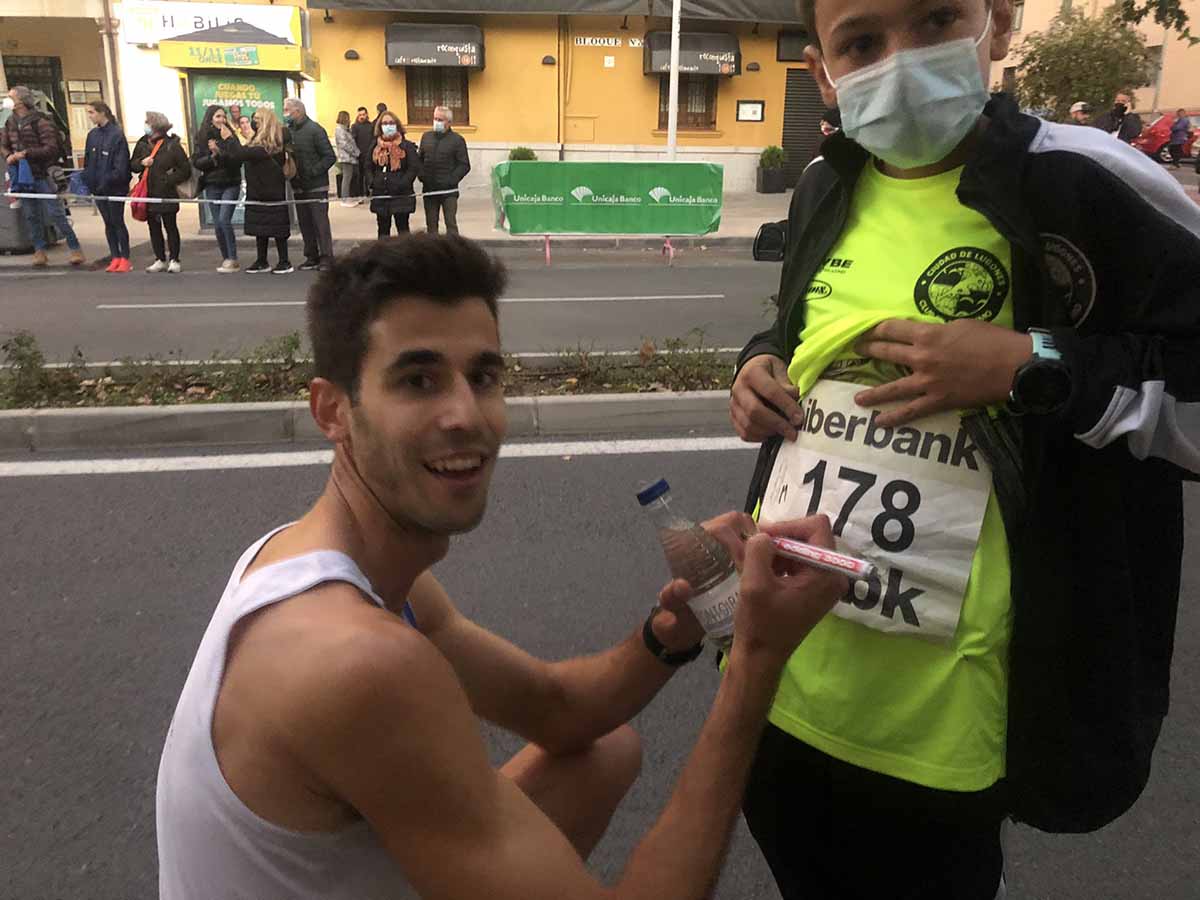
[0,391,732,453]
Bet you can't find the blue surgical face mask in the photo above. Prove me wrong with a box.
[433,120,446,134]
[825,9,992,171]
[381,123,398,137]
[144,124,153,135]
[283,115,294,127]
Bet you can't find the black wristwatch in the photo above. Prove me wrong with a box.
[642,607,704,667]
[1009,328,1073,416]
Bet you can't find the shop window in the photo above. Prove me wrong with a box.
[1013,2,1025,32]
[406,67,469,126]
[658,75,717,131]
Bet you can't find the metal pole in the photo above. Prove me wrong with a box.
[667,0,681,161]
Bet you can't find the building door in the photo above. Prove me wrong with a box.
[4,55,69,139]
[781,68,826,188]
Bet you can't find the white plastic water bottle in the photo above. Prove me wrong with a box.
[638,479,739,650]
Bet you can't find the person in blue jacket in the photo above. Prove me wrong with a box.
[82,100,131,272]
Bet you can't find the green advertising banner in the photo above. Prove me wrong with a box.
[492,162,724,235]
[188,72,286,124]
[188,72,286,229]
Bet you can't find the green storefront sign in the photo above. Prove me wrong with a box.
[492,162,724,235]
[188,72,286,230]
[189,71,285,125]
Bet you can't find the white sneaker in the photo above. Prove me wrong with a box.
[167,259,182,274]
[146,259,166,273]
[217,259,240,273]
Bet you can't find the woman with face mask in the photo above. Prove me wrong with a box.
[130,111,191,273]
[368,111,420,238]
[731,1,1200,898]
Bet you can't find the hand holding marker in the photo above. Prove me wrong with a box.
[746,522,877,581]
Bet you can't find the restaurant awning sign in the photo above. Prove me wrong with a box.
[385,23,485,68]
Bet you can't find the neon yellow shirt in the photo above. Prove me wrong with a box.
[770,162,1015,791]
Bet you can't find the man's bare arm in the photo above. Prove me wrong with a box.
[295,518,842,900]
[411,512,753,754]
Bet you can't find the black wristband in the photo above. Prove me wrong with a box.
[642,607,704,667]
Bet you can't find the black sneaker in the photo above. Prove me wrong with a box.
[298,259,320,271]
[272,261,295,274]
[245,260,271,273]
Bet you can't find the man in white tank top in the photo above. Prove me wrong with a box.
[156,234,848,900]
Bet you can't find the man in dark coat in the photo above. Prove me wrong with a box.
[1091,92,1144,144]
[350,107,375,197]
[418,105,470,234]
[2,85,84,266]
[283,97,336,271]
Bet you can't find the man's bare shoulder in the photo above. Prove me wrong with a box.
[227,580,457,736]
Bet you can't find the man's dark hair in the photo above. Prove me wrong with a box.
[357,106,368,113]
[307,235,508,398]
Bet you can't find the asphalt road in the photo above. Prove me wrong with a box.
[0,247,780,365]
[2,440,1197,900]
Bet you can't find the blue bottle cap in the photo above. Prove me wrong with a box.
[636,478,670,506]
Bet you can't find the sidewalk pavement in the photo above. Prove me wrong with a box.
[0,186,791,269]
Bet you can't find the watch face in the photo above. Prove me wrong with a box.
[1017,361,1072,414]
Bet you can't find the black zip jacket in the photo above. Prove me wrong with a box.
[190,129,242,191]
[738,95,1199,833]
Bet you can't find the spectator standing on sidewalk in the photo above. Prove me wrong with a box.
[82,100,131,273]
[192,105,244,273]
[367,111,420,237]
[1168,108,1191,168]
[334,110,360,206]
[225,109,292,274]
[418,105,470,234]
[1068,101,1092,125]
[1092,92,1143,143]
[1,85,84,268]
[351,107,375,197]
[283,97,336,272]
[236,115,254,145]
[130,111,191,274]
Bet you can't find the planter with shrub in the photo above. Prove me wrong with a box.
[756,145,787,193]
[508,146,538,161]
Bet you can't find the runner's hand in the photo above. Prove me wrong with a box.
[143,157,154,167]
[854,319,1033,428]
[733,516,844,662]
[654,511,756,652]
[731,354,803,443]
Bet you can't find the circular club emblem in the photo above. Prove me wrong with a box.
[914,246,1010,322]
[1041,233,1096,326]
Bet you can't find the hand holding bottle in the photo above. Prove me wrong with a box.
[654,511,756,653]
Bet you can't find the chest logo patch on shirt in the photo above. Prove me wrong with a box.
[806,280,833,300]
[913,247,1009,323]
[1040,233,1096,327]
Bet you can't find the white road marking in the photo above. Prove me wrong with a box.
[0,436,754,478]
[95,294,725,310]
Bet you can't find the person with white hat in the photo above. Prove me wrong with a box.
[1069,101,1091,125]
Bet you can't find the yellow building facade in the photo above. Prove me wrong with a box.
[309,7,819,192]
[2,1,823,193]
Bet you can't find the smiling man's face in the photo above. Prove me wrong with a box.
[346,296,507,536]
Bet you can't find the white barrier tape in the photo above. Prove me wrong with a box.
[2,185,477,206]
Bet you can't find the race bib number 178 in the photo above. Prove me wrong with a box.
[759,379,993,643]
